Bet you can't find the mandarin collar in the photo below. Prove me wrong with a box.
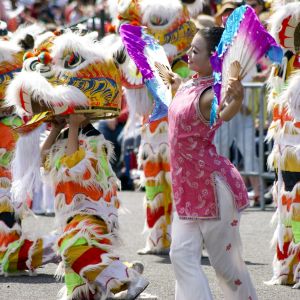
[192,73,214,85]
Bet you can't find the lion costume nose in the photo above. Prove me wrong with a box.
[23,50,52,66]
[37,51,52,65]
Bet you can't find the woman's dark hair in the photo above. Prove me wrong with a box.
[198,27,225,56]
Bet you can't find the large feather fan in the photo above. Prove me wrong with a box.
[210,5,283,126]
[119,23,172,122]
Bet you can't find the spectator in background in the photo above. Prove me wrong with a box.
[98,92,128,169]
[245,0,264,16]
[0,0,9,22]
[30,0,55,24]
[193,14,215,30]
[49,3,65,25]
[2,0,111,34]
[66,0,85,24]
[97,94,137,190]
[214,0,238,26]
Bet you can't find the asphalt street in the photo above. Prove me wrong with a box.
[0,191,299,300]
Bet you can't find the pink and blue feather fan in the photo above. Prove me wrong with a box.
[210,5,283,127]
[119,24,172,122]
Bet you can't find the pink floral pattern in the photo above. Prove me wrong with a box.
[234,279,242,285]
[231,219,239,226]
[226,243,232,251]
[168,76,249,219]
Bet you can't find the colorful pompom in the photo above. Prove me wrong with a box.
[54,29,62,36]
[130,20,139,26]
[107,24,116,33]
[38,51,52,65]
[23,51,34,61]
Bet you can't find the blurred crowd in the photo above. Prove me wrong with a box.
[1,0,272,32]
[0,0,110,31]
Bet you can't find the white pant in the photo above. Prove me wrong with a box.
[170,176,257,300]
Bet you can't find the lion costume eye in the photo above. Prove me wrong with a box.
[23,57,40,72]
[64,52,85,69]
[150,15,169,26]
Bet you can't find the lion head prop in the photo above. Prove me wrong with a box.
[110,0,203,61]
[6,29,124,130]
[267,2,300,130]
[0,23,44,113]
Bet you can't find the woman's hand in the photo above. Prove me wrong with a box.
[169,71,182,92]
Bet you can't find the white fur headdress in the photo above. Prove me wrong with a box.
[269,2,300,53]
[285,71,300,120]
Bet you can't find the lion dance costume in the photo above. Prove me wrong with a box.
[0,22,58,276]
[6,28,149,299]
[109,0,203,254]
[266,2,300,288]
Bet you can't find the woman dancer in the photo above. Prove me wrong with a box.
[168,27,258,300]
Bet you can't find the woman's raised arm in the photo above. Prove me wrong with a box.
[218,78,244,122]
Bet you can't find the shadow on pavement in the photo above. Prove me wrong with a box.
[244,207,276,213]
[0,273,58,284]
[154,255,267,267]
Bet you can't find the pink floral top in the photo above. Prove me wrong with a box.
[168,75,249,220]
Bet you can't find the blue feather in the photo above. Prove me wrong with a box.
[210,95,218,127]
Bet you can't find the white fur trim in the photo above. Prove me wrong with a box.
[6,71,88,116]
[48,134,117,188]
[51,31,110,74]
[269,2,300,45]
[117,0,133,14]
[10,23,46,47]
[108,0,119,20]
[184,0,204,18]
[140,0,182,30]
[11,125,44,207]
[33,31,53,49]
[285,72,300,120]
[54,261,65,280]
[0,40,21,63]
[162,44,179,59]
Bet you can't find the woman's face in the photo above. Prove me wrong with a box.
[187,33,212,76]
